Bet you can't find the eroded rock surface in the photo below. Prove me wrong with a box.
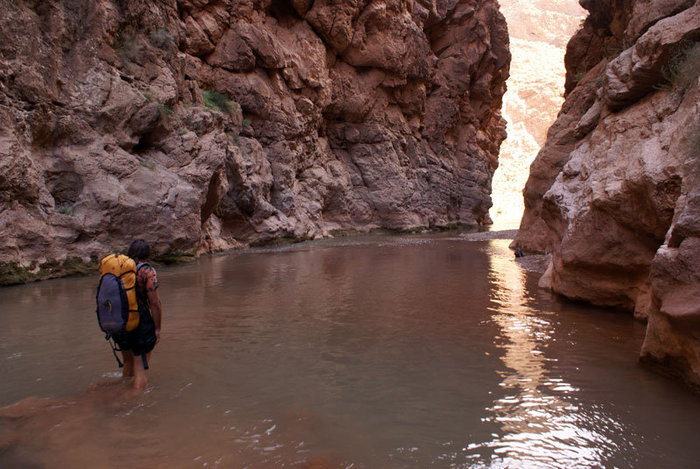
[0,0,509,270]
[513,0,700,391]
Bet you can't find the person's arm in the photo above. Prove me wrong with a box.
[148,288,162,343]
[144,266,162,343]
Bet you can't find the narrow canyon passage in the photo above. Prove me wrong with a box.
[1,3,699,468]
[489,0,585,229]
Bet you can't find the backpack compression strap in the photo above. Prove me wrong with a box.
[108,337,124,368]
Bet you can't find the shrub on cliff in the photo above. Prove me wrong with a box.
[662,41,700,91]
[115,33,143,63]
[149,28,175,51]
[201,90,239,115]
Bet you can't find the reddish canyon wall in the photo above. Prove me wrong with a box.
[0,0,509,267]
[513,0,700,391]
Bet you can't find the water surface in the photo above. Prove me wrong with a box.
[1,235,699,468]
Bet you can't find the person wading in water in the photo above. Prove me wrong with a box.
[113,239,163,389]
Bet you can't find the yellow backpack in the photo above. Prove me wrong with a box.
[96,254,140,334]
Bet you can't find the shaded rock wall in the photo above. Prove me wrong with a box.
[513,0,700,391]
[0,0,509,267]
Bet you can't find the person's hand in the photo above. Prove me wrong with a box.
[155,328,161,344]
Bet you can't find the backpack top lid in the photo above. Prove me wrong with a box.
[100,254,136,278]
[98,254,139,332]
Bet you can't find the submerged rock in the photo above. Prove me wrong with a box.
[0,0,509,269]
[513,0,700,392]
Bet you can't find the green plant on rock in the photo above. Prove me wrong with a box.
[603,41,624,60]
[139,159,156,170]
[660,40,700,91]
[0,256,98,286]
[157,102,174,123]
[57,205,73,216]
[0,262,34,285]
[153,249,196,265]
[201,89,238,114]
[572,70,587,86]
[61,256,97,276]
[115,33,143,62]
[150,28,174,50]
[142,93,177,127]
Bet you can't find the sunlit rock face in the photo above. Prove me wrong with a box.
[0,0,509,266]
[490,0,585,229]
[513,0,700,391]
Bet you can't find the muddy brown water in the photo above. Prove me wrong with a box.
[1,235,699,468]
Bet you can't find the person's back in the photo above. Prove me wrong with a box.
[114,239,163,389]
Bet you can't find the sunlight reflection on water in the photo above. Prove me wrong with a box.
[469,239,634,468]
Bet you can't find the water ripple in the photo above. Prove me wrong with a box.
[474,240,636,468]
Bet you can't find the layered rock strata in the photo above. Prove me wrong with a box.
[513,0,700,391]
[0,0,509,269]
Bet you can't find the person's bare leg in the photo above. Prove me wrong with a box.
[132,353,149,390]
[121,350,134,378]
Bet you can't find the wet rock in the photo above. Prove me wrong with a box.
[640,160,700,392]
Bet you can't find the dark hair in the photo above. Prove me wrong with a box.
[127,239,150,261]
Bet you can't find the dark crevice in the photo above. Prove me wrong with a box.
[267,0,303,25]
[201,170,222,225]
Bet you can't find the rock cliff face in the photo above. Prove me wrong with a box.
[513,0,700,391]
[0,0,509,269]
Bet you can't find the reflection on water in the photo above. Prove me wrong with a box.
[470,240,633,468]
[1,235,699,468]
